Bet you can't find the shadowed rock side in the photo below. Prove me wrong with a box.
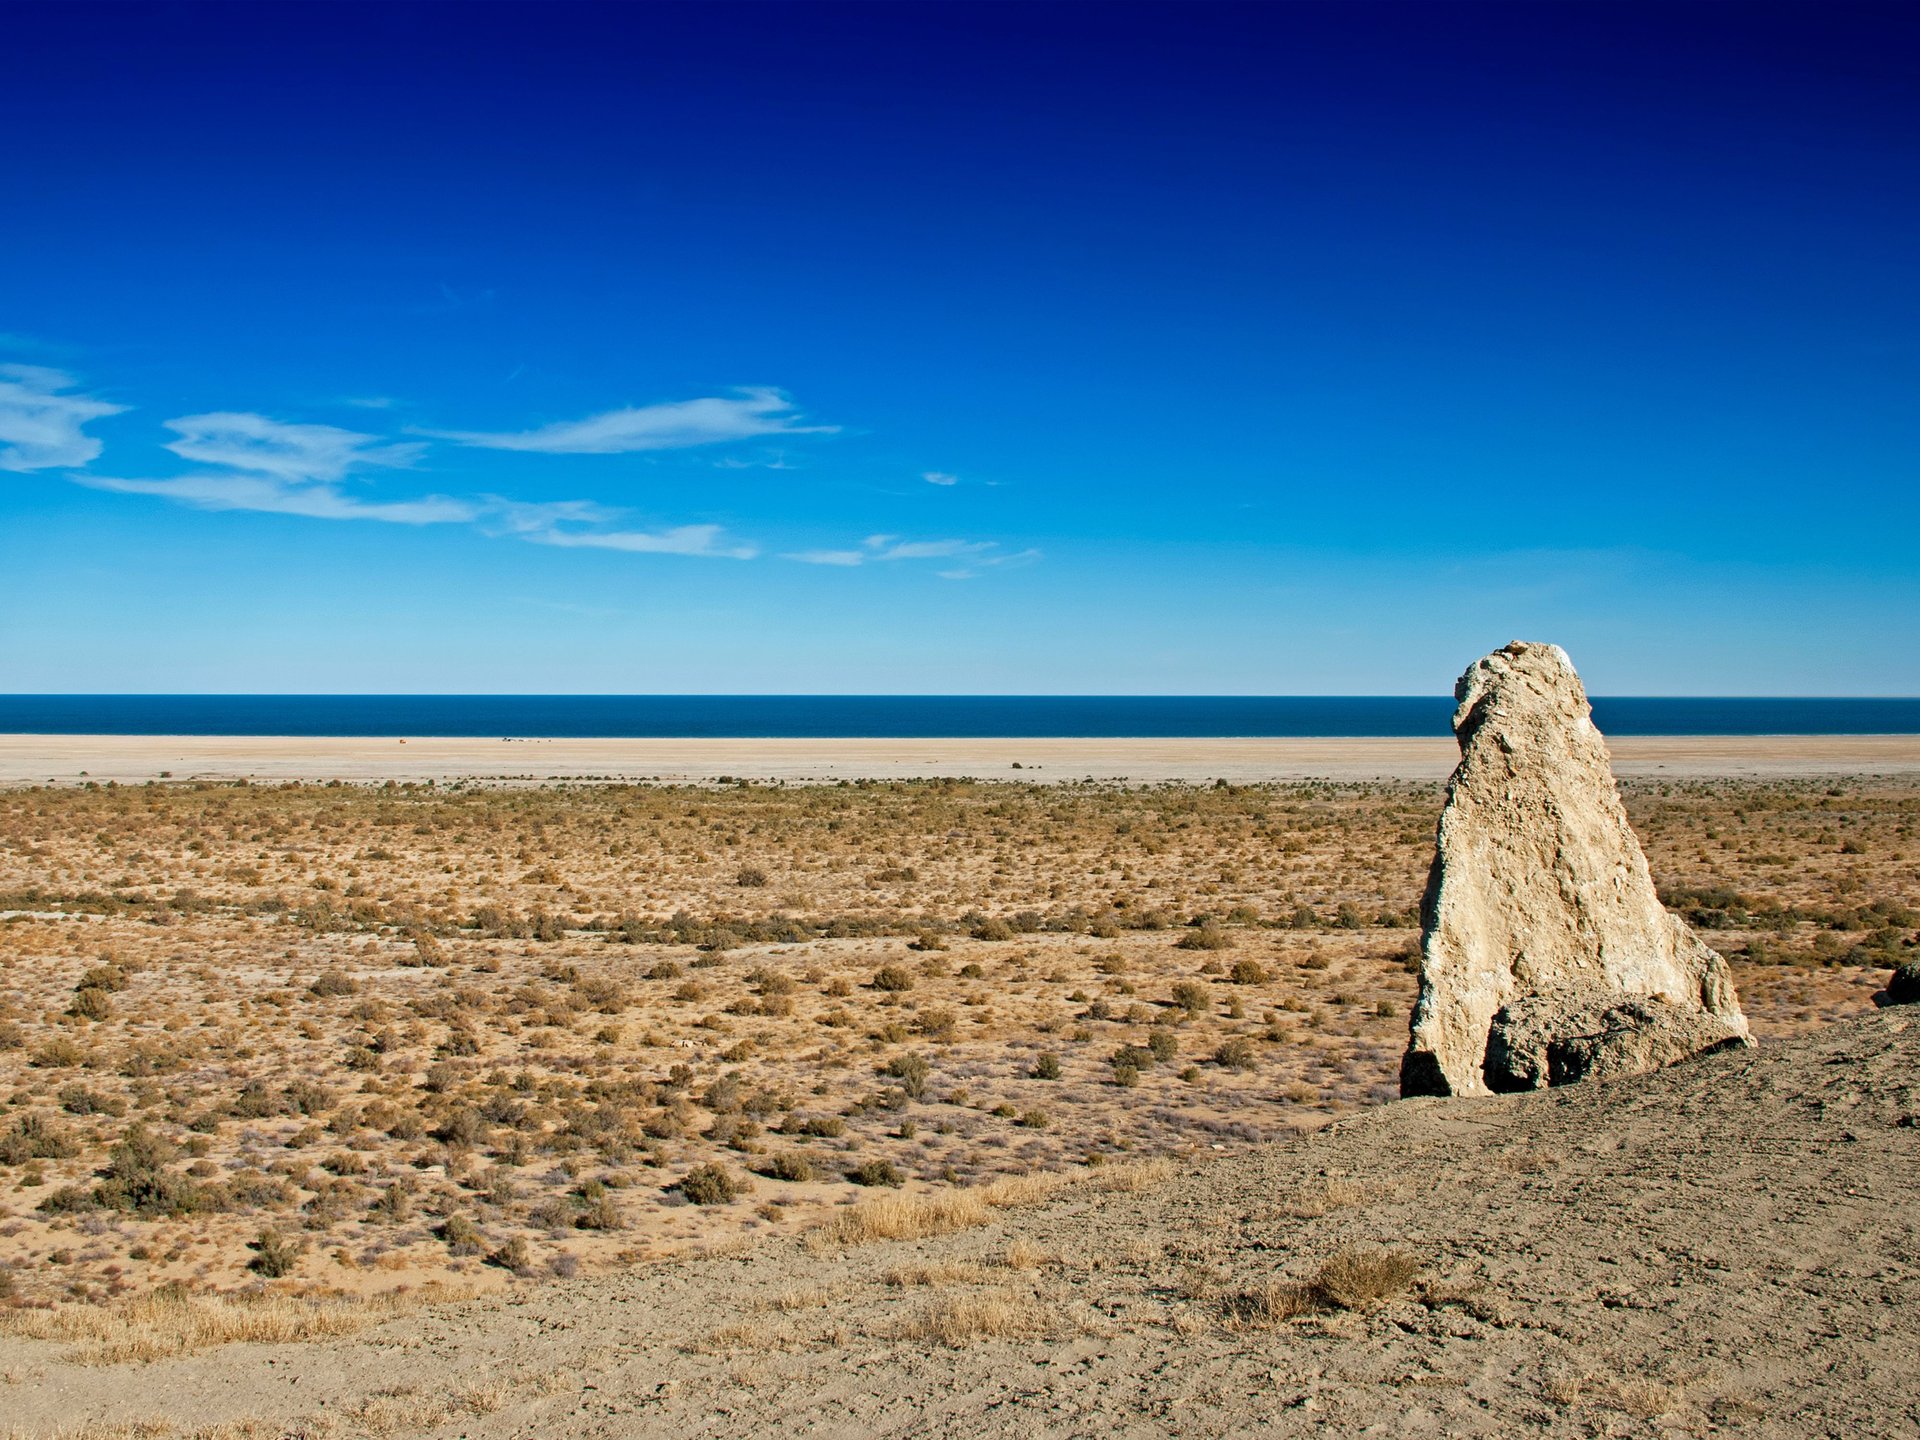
[1880,960,1920,1007]
[1401,642,1749,1097]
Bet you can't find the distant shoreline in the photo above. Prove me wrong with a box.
[5,733,1920,786]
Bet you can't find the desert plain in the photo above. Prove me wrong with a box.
[0,740,1915,1437]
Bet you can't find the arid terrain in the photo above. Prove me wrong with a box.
[0,771,1914,1437]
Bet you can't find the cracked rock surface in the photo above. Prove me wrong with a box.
[1402,641,1749,1097]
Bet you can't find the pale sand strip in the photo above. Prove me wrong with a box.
[2,733,1919,786]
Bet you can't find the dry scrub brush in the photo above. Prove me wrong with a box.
[0,1285,474,1364]
[1218,1246,1421,1330]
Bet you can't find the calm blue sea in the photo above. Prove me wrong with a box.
[1,695,1916,738]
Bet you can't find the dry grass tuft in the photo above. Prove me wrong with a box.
[884,1260,988,1288]
[346,1391,448,1438]
[765,1285,843,1312]
[1216,1247,1420,1329]
[1001,1238,1052,1271]
[0,1286,472,1365]
[1084,1157,1178,1193]
[1219,1278,1314,1329]
[807,1188,994,1249]
[2,1423,288,1440]
[690,1320,807,1354]
[1307,1247,1421,1310]
[1278,1176,1366,1218]
[903,1288,1052,1347]
[807,1159,1170,1251]
[1167,1308,1210,1336]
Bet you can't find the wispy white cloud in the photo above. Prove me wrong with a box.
[0,364,127,472]
[425,387,836,454]
[81,464,754,558]
[936,550,1041,580]
[164,411,424,483]
[477,496,754,558]
[77,409,455,524]
[714,453,800,471]
[866,536,996,562]
[782,548,868,567]
[75,472,475,525]
[51,374,767,562]
[782,534,1040,575]
[526,523,758,560]
[922,470,958,486]
[476,496,614,533]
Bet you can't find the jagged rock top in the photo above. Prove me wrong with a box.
[1400,641,1749,1097]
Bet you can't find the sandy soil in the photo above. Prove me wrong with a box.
[4,1009,1914,1438]
[5,733,1920,786]
[2,772,1913,1437]
[1,776,1909,1319]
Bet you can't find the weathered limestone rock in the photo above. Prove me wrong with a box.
[1482,985,1749,1091]
[1400,642,1749,1097]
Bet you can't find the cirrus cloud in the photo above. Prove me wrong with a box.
[76,471,475,525]
[79,406,754,556]
[425,386,836,455]
[78,409,462,524]
[524,523,757,560]
[0,364,127,472]
[164,411,424,483]
[782,533,1041,578]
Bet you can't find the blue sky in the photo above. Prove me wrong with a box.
[2,0,1915,695]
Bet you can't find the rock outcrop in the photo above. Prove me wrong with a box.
[1879,961,1920,1007]
[1400,642,1749,1097]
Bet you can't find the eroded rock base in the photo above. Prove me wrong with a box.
[1482,986,1750,1092]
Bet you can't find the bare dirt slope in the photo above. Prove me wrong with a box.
[9,1009,1917,1439]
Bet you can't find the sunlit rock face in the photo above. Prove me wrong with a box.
[1400,642,1749,1098]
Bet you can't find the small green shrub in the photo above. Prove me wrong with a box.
[248,1230,300,1278]
[69,987,113,1022]
[97,1125,207,1217]
[882,1051,931,1098]
[1,1114,78,1163]
[488,1236,535,1275]
[1177,923,1232,951]
[678,1163,743,1205]
[1170,981,1211,1016]
[761,1151,817,1182]
[1214,1036,1257,1071]
[439,1214,487,1255]
[847,1159,904,1187]
[575,1194,625,1230]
